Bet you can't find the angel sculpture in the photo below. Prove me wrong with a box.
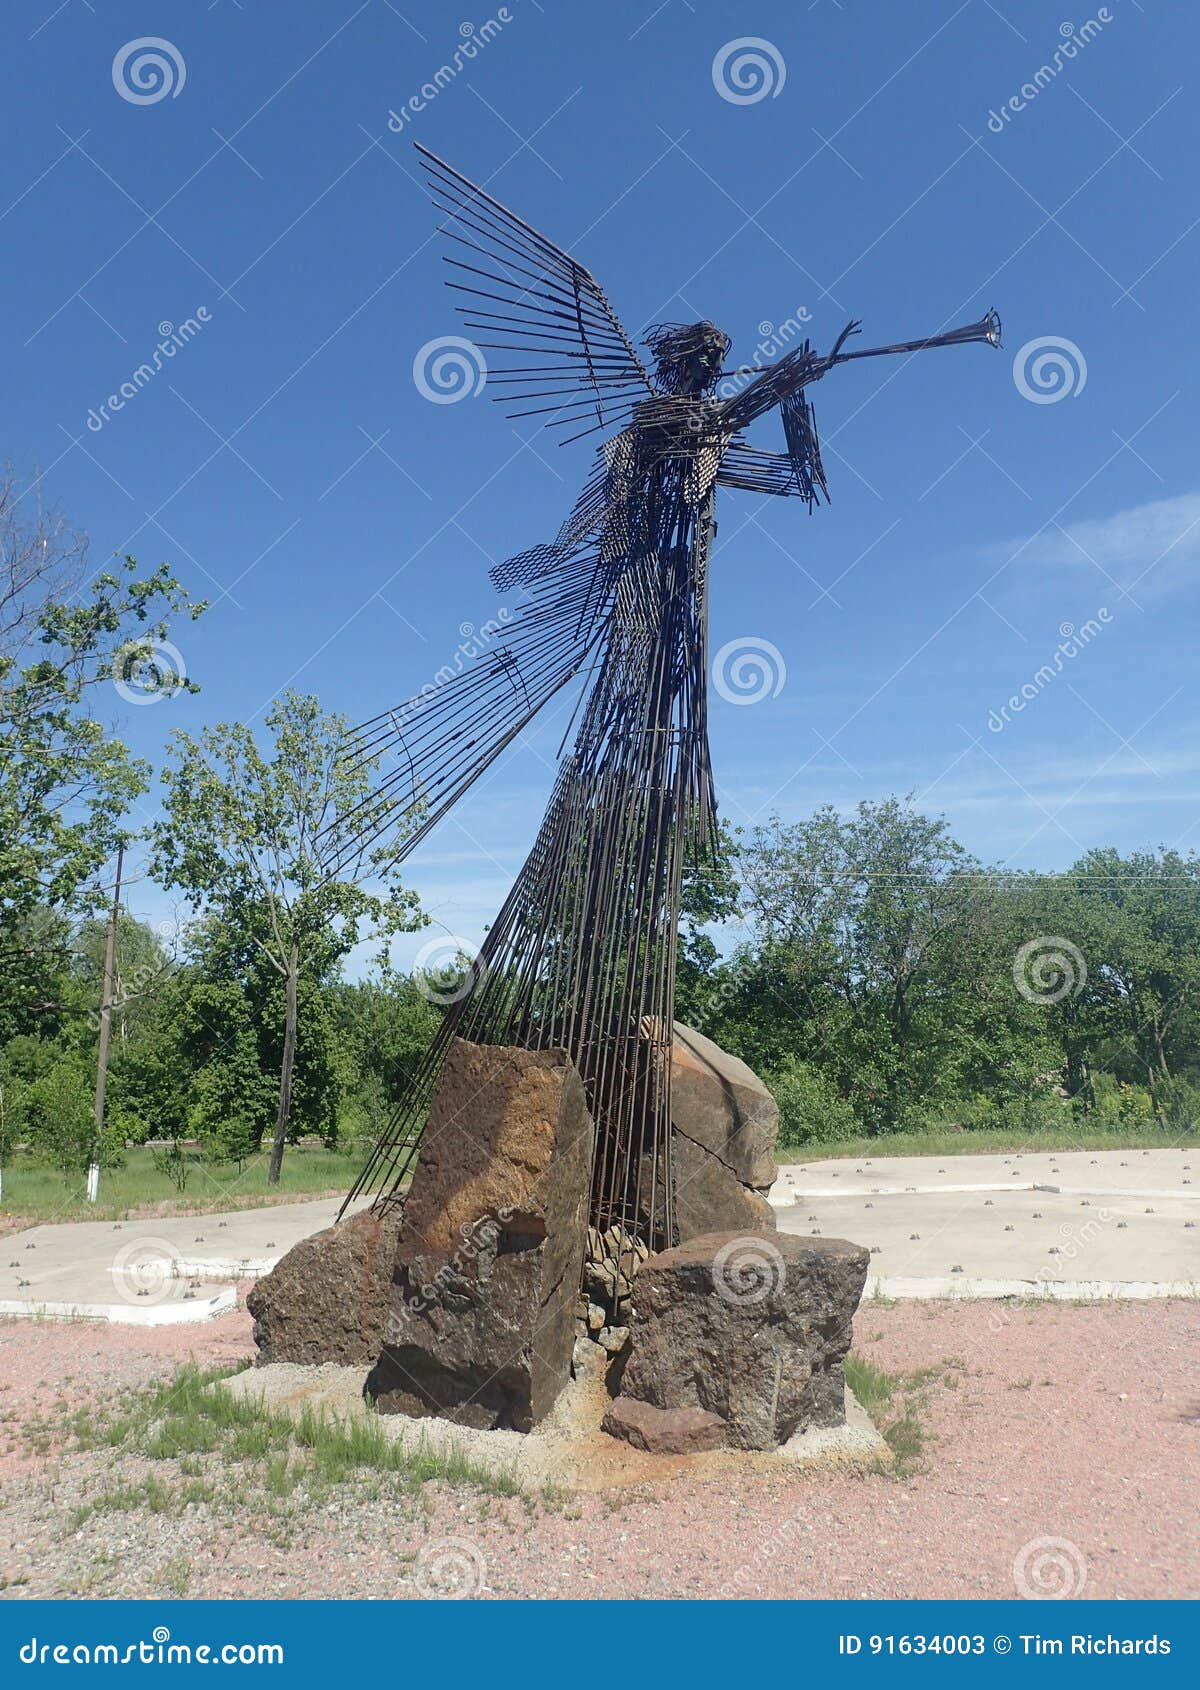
[340,143,1000,1267]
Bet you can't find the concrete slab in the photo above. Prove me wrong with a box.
[773,1148,1200,1298]
[3,1149,1195,1323]
[0,1196,362,1325]
[773,1145,1195,1199]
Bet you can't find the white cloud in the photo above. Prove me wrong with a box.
[996,491,1200,593]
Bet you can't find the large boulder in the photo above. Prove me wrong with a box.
[366,1039,595,1432]
[613,1231,868,1451]
[247,1205,403,1367]
[669,1023,778,1240]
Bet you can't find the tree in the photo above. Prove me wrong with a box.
[1065,847,1200,1113]
[151,691,426,1182]
[0,469,202,1036]
[734,799,986,1127]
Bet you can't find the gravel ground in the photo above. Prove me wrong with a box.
[0,1297,1196,1601]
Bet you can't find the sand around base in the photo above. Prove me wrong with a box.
[221,1346,888,1492]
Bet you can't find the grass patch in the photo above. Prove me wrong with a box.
[846,1353,930,1477]
[0,1142,364,1225]
[69,1363,519,1505]
[782,1122,1184,1161]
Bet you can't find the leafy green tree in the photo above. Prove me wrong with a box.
[1063,847,1200,1114]
[734,800,985,1129]
[151,691,426,1182]
[0,472,202,1037]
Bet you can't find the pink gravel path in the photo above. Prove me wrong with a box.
[0,1297,1196,1599]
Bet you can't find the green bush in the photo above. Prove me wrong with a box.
[25,1060,96,1171]
[767,1058,860,1149]
[1088,1073,1157,1131]
[1153,1075,1199,1135]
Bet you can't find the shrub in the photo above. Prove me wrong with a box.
[25,1060,96,1172]
[767,1058,860,1149]
[1088,1073,1156,1131]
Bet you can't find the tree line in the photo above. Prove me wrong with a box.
[677,803,1200,1146]
[2,473,1197,1189]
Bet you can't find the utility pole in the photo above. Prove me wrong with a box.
[89,843,124,1203]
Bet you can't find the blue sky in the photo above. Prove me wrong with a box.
[5,0,1198,967]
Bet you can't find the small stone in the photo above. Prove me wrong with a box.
[587,1302,606,1333]
[598,1325,630,1355]
[602,1396,726,1455]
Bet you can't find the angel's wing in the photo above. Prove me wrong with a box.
[415,144,654,443]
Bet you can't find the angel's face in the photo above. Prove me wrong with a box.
[668,326,731,395]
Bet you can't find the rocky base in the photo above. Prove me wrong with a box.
[367,1039,595,1432]
[609,1230,869,1451]
[247,1206,403,1367]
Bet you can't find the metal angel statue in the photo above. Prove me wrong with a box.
[339,142,1000,1259]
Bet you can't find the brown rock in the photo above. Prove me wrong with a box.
[247,1205,403,1366]
[602,1395,727,1455]
[643,1023,779,1241]
[620,1231,868,1449]
[366,1039,594,1432]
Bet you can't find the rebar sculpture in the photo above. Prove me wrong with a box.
[340,143,1000,1261]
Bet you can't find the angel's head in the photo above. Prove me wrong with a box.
[644,320,732,396]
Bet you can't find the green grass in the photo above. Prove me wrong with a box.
[0,1141,365,1225]
[780,1121,1186,1161]
[61,1362,520,1506]
[845,1353,933,1477]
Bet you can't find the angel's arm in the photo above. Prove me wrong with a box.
[715,310,1001,435]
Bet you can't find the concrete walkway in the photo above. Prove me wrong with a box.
[0,1197,364,1325]
[1,1148,1196,1323]
[773,1145,1199,1299]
